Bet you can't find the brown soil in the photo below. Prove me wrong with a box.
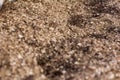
[0,0,120,80]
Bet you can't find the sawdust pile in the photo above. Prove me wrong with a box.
[0,0,120,80]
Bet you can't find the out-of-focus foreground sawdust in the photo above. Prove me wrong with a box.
[0,0,120,80]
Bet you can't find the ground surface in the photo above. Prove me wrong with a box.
[0,0,120,80]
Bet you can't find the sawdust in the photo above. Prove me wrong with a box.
[0,0,120,80]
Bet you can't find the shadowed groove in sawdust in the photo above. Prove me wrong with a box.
[36,36,118,80]
[68,15,87,28]
[36,37,94,79]
[106,25,120,34]
[83,0,120,16]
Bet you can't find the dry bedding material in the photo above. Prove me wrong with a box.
[0,0,120,80]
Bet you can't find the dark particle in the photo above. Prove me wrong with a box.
[23,75,34,80]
